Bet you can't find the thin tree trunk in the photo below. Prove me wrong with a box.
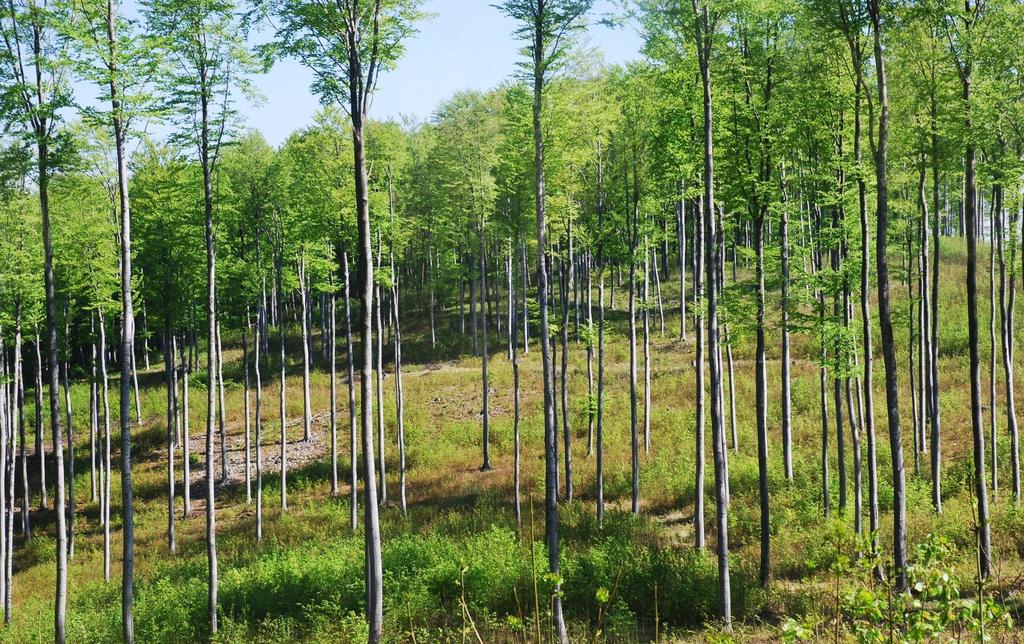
[929,87,943,514]
[0,336,7,611]
[61,355,74,560]
[277,254,287,511]
[481,215,493,471]
[165,328,177,554]
[243,316,251,502]
[725,326,737,453]
[586,251,594,456]
[254,305,264,541]
[990,193,998,490]
[678,188,687,341]
[38,125,68,644]
[870,1,908,588]
[216,319,227,486]
[90,316,97,504]
[99,309,112,583]
[754,210,770,587]
[512,247,522,526]
[997,181,1020,502]
[349,73,383,640]
[530,17,567,636]
[393,273,407,514]
[643,242,652,454]
[780,173,793,480]
[374,278,386,504]
[628,228,639,514]
[299,253,313,443]
[559,256,571,499]
[344,252,358,531]
[33,334,45,512]
[181,333,191,517]
[330,290,339,496]
[694,191,706,551]
[597,270,606,526]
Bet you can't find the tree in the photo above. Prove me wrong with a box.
[262,1,424,640]
[495,1,594,639]
[144,0,256,632]
[0,3,72,639]
[63,2,163,637]
[868,0,908,590]
[935,0,992,579]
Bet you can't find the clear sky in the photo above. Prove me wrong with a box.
[245,0,645,145]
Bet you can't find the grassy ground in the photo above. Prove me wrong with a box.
[6,237,1024,642]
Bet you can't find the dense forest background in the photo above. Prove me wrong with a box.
[1,0,1023,641]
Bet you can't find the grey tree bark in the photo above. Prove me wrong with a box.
[299,253,313,443]
[165,328,177,555]
[996,178,1020,502]
[480,213,493,471]
[255,306,264,541]
[276,251,287,511]
[180,333,191,517]
[869,0,909,589]
[344,252,358,531]
[98,309,112,582]
[694,192,706,551]
[694,0,731,623]
[780,171,793,481]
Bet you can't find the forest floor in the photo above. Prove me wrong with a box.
[7,237,1024,642]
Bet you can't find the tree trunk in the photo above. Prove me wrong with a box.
[990,193,998,490]
[98,309,112,582]
[374,277,386,504]
[344,252,358,530]
[165,328,177,554]
[694,191,706,551]
[200,89,220,631]
[678,188,688,342]
[0,336,7,615]
[597,269,606,526]
[512,245,522,526]
[870,1,908,589]
[330,290,339,496]
[62,353,74,561]
[254,306,263,541]
[216,319,228,486]
[814,205,830,518]
[90,316,97,504]
[695,2,731,621]
[299,253,313,443]
[643,242,652,453]
[780,173,793,481]
[33,334,45,512]
[243,315,251,503]
[393,273,407,514]
[754,211,770,588]
[346,37,384,634]
[530,14,567,638]
[586,250,594,456]
[559,257,572,499]
[725,326,737,453]
[628,227,639,513]
[481,215,493,471]
[997,180,1020,502]
[929,86,943,514]
[277,254,287,511]
[180,333,191,517]
[37,126,68,642]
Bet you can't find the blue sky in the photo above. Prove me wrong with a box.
[244,0,644,145]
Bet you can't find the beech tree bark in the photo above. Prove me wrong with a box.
[869,0,908,589]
